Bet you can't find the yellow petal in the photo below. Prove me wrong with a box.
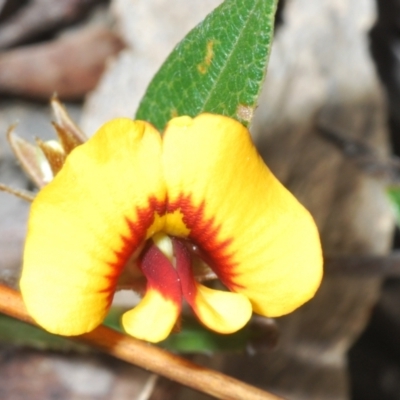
[172,236,251,333]
[122,288,180,343]
[162,114,323,317]
[193,284,252,334]
[20,118,166,335]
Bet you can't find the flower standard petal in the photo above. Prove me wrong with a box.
[20,118,166,335]
[162,114,323,317]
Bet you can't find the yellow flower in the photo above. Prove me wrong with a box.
[20,114,323,343]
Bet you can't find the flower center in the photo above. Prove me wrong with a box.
[139,233,197,306]
[152,233,176,266]
[119,234,253,342]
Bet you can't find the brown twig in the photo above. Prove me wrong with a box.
[317,123,400,183]
[0,284,284,400]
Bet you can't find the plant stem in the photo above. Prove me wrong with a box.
[0,283,284,400]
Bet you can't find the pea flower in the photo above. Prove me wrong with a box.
[20,113,323,343]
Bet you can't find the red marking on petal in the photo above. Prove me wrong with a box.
[96,190,241,303]
[140,243,182,304]
[106,197,166,287]
[95,286,115,310]
[168,195,242,291]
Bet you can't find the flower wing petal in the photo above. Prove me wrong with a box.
[122,288,180,343]
[21,118,165,335]
[162,114,323,317]
[193,284,252,334]
[173,237,252,334]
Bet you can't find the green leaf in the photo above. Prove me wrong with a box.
[95,307,255,353]
[102,309,274,354]
[387,186,400,226]
[101,308,267,354]
[103,306,126,333]
[0,313,89,352]
[136,0,278,131]
[158,317,252,353]
[0,307,126,352]
[0,309,273,354]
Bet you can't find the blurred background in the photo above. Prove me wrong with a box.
[1,0,400,399]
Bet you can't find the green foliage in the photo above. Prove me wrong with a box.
[107,309,257,353]
[0,310,257,354]
[136,0,278,131]
[158,317,252,353]
[0,308,126,352]
[0,313,88,352]
[103,308,256,353]
[387,186,400,225]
